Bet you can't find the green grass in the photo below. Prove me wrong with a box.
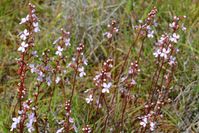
[0,0,198,132]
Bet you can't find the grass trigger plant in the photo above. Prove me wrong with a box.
[10,3,188,133]
[12,3,39,132]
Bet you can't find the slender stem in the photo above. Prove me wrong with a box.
[111,27,142,106]
[121,93,128,130]
[66,53,80,131]
[103,95,109,133]
[70,53,80,103]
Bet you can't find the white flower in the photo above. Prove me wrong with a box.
[33,22,38,27]
[78,67,86,77]
[160,48,171,59]
[69,117,74,123]
[33,22,40,32]
[114,27,119,32]
[20,29,29,40]
[169,22,175,28]
[29,64,37,73]
[156,35,166,46]
[56,127,64,133]
[26,113,36,133]
[153,20,158,27]
[32,51,38,57]
[146,26,151,30]
[10,116,21,131]
[169,56,176,66]
[19,15,29,24]
[150,122,155,131]
[64,38,71,47]
[140,117,147,127]
[107,32,112,38]
[153,49,161,58]
[55,46,63,56]
[182,24,186,31]
[182,26,186,31]
[20,18,27,24]
[23,102,30,109]
[103,32,112,39]
[131,79,136,85]
[128,68,134,74]
[46,76,52,86]
[138,20,143,23]
[56,76,61,84]
[170,33,180,43]
[37,71,45,81]
[34,27,40,33]
[102,82,112,93]
[18,42,28,52]
[18,110,23,115]
[83,56,88,66]
[173,33,180,39]
[147,30,154,38]
[86,95,93,104]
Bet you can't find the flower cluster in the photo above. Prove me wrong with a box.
[134,7,158,38]
[54,29,71,57]
[56,100,76,133]
[53,29,71,46]
[145,7,158,25]
[127,61,140,86]
[18,3,39,53]
[144,7,158,38]
[103,20,119,39]
[83,59,113,107]
[139,113,156,131]
[139,15,186,132]
[119,61,139,94]
[19,3,40,33]
[153,23,180,66]
[82,125,92,133]
[93,58,113,93]
[17,2,39,109]
[153,34,171,59]
[10,116,21,132]
[68,43,87,78]
[14,4,41,133]
[11,99,36,132]
[65,100,72,116]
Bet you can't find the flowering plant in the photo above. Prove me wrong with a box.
[10,3,187,133]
